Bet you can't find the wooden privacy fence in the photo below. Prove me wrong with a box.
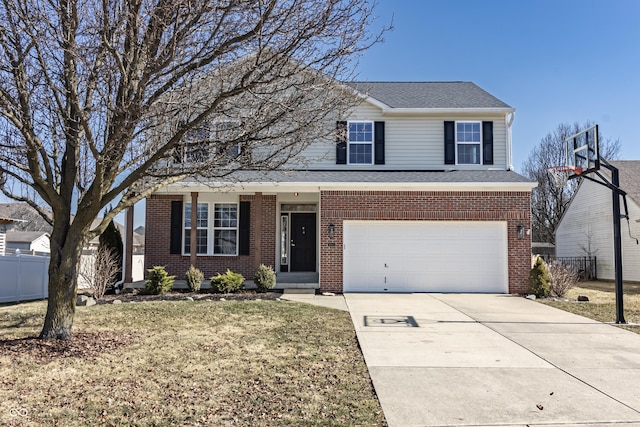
[0,254,48,303]
[547,256,597,280]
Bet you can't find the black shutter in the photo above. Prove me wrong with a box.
[374,121,385,165]
[239,201,250,255]
[482,121,494,165]
[336,121,347,164]
[444,121,455,165]
[170,200,183,254]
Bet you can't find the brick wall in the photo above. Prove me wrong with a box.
[145,193,276,280]
[319,190,532,294]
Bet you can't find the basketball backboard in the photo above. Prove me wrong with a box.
[565,124,599,176]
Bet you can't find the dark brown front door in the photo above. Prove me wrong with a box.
[290,213,316,272]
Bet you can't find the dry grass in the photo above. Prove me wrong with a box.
[540,280,640,334]
[0,299,385,426]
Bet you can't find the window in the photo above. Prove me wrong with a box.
[213,203,238,255]
[456,122,481,165]
[348,121,373,164]
[184,203,208,254]
[173,121,242,165]
[183,202,239,255]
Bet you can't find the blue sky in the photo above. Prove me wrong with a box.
[126,0,639,228]
[355,0,640,170]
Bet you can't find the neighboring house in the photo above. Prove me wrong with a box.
[0,216,20,255]
[556,160,640,281]
[5,230,50,255]
[532,241,555,261]
[145,81,536,293]
[85,218,145,255]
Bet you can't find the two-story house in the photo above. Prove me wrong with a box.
[145,81,536,293]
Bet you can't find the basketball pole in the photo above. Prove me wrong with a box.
[589,160,626,323]
[606,163,626,324]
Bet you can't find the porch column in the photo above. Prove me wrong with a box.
[124,205,134,283]
[190,192,198,268]
[254,192,262,270]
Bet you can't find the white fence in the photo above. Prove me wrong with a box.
[0,254,48,303]
[1,254,145,303]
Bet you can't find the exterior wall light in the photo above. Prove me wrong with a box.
[517,225,525,239]
[328,223,335,239]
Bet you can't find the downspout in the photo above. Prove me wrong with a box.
[506,112,515,170]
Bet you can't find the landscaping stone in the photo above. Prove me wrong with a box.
[112,299,123,305]
[76,295,96,307]
[185,297,194,301]
[525,294,536,300]
[220,298,226,301]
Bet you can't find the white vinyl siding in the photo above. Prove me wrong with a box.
[556,179,640,281]
[298,102,509,170]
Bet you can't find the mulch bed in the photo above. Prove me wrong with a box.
[0,331,141,362]
[97,289,283,304]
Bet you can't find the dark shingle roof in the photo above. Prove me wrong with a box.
[183,169,534,185]
[609,161,640,204]
[346,82,512,110]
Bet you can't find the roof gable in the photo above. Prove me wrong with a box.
[610,161,640,205]
[346,81,512,110]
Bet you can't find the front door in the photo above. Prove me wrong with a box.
[290,213,316,272]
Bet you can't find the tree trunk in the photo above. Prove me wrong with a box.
[39,227,84,340]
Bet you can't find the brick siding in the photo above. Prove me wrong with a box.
[319,190,532,294]
[144,194,276,280]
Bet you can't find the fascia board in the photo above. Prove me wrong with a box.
[380,107,516,116]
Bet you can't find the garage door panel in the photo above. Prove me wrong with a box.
[343,221,508,293]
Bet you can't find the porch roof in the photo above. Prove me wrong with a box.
[171,169,536,191]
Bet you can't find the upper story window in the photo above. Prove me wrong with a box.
[456,121,481,165]
[348,121,373,164]
[174,121,242,165]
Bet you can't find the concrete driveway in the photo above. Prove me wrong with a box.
[345,293,640,427]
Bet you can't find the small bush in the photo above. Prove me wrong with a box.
[210,269,245,293]
[547,260,579,297]
[529,256,550,297]
[145,266,175,295]
[254,264,276,292]
[185,266,204,292]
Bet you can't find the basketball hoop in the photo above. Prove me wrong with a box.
[548,165,582,189]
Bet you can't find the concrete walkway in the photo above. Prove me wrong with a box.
[345,293,640,427]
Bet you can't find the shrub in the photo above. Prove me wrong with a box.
[185,266,204,292]
[79,246,120,300]
[145,266,175,295]
[547,260,579,297]
[210,269,245,293]
[254,264,276,292]
[529,256,550,297]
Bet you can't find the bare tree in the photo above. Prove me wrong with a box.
[521,122,620,244]
[78,246,120,300]
[0,0,385,339]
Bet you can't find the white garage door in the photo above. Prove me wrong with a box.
[343,221,508,293]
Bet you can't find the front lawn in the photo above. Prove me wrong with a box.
[540,281,640,334]
[0,298,385,426]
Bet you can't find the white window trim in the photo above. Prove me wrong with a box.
[347,120,374,165]
[182,201,240,256]
[455,121,482,165]
[183,202,209,256]
[212,203,239,256]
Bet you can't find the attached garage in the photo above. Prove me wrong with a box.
[343,221,508,293]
